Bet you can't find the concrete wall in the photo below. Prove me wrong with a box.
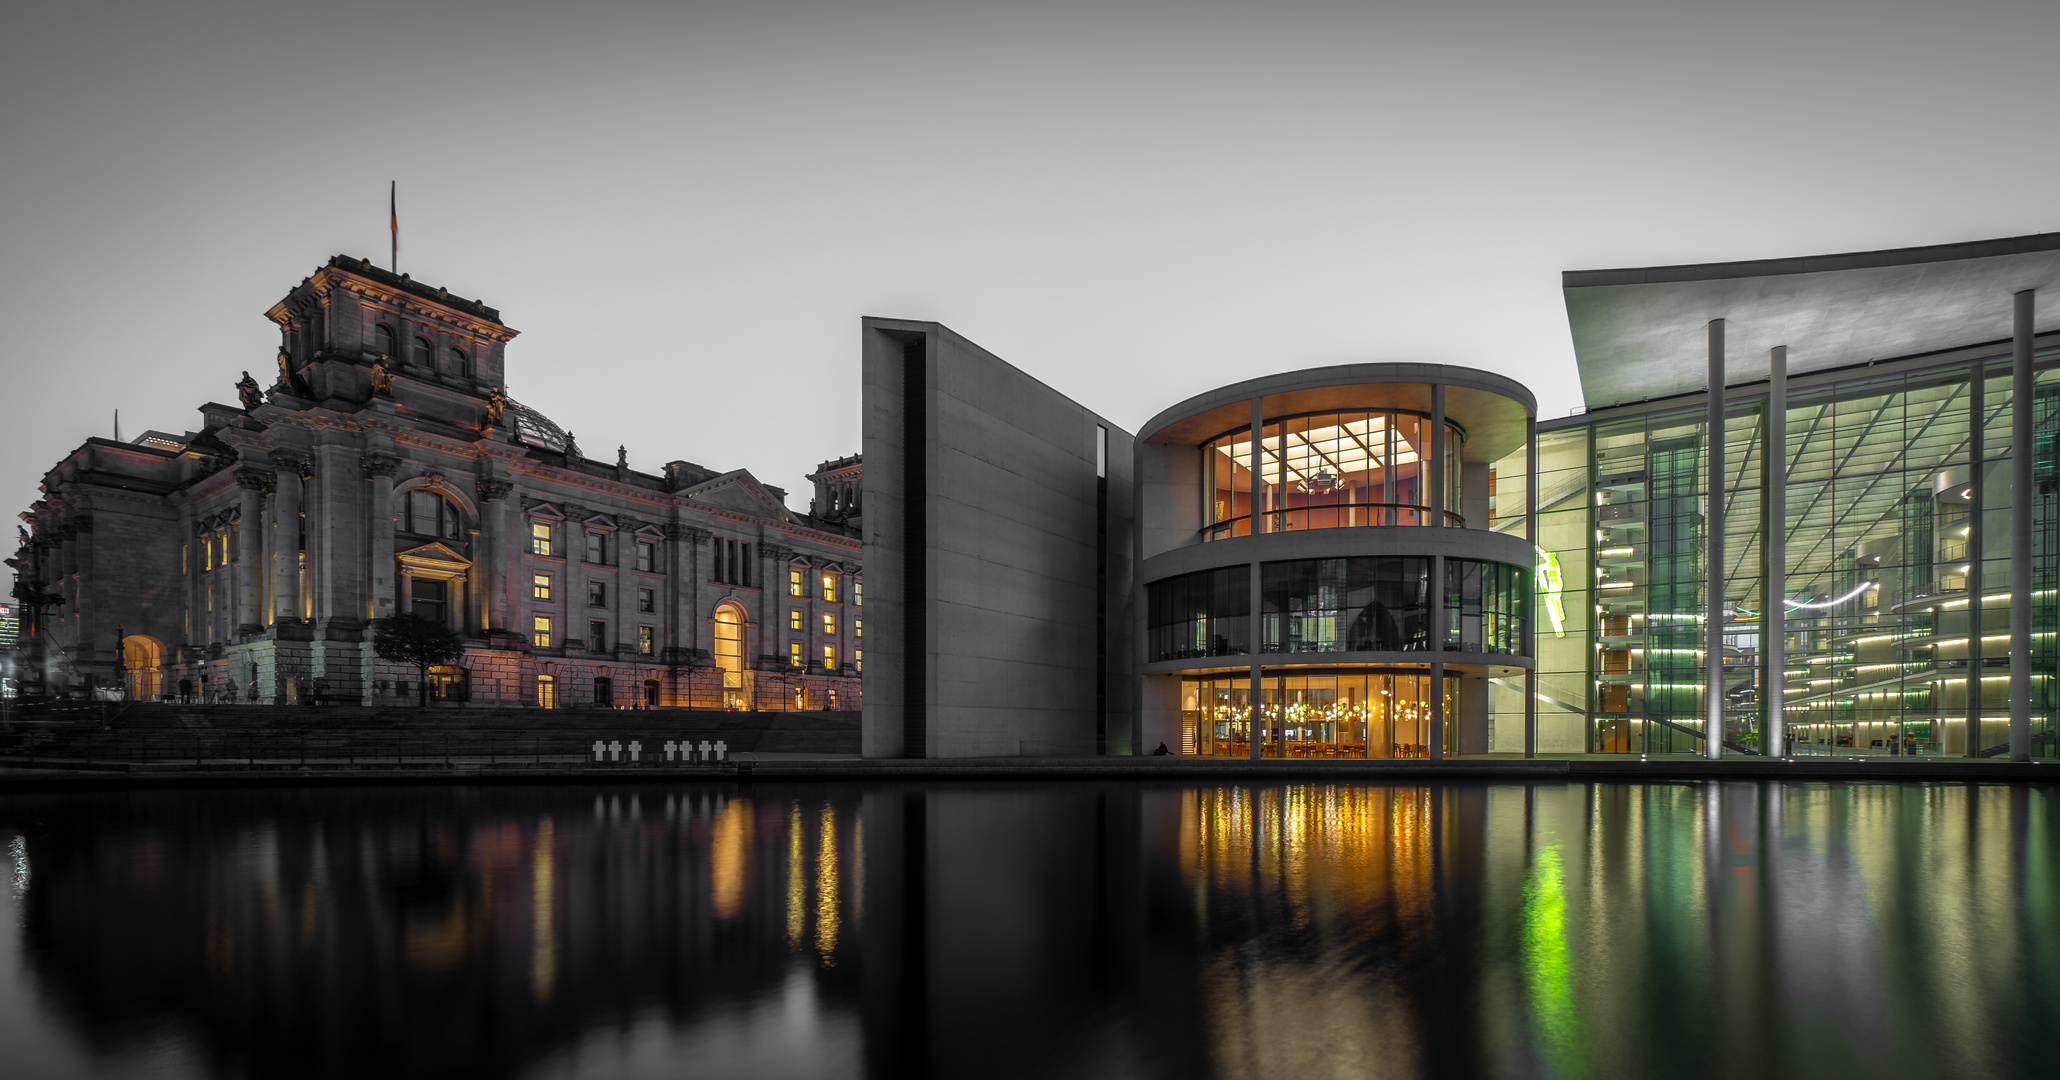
[862,319,1135,758]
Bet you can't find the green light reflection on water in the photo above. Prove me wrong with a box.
[1523,841,1588,1079]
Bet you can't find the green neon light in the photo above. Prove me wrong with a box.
[1536,546,1566,637]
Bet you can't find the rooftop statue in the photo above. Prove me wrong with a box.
[236,371,262,411]
[273,347,293,391]
[485,386,507,427]
[369,361,394,397]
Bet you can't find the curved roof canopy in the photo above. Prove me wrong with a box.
[1564,232,2060,409]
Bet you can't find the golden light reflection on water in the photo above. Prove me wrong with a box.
[786,801,805,949]
[814,801,840,965]
[710,797,751,919]
[530,817,556,1004]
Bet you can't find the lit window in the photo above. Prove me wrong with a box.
[588,580,606,607]
[789,568,804,597]
[854,618,862,638]
[855,649,862,672]
[585,531,606,564]
[533,615,552,649]
[790,608,803,631]
[532,573,552,601]
[854,581,862,606]
[638,626,654,654]
[821,574,837,603]
[536,673,557,708]
[531,522,553,556]
[637,588,655,613]
[823,645,836,670]
[823,613,836,635]
[635,542,654,572]
[589,620,607,650]
[789,641,804,668]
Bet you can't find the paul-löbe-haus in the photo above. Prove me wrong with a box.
[13,256,864,710]
[866,231,2060,760]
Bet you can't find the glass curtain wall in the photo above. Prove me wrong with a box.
[1203,410,1464,539]
[1146,566,1250,662]
[1557,353,2060,757]
[1259,557,1432,653]
[1532,429,1593,752]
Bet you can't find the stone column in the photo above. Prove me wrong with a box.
[398,565,414,619]
[2010,289,2035,762]
[478,480,512,632]
[235,471,270,632]
[272,454,304,624]
[1706,319,1726,760]
[365,454,400,621]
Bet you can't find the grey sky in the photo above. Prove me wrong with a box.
[4,0,2056,520]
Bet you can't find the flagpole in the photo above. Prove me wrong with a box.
[390,181,397,273]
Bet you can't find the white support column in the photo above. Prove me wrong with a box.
[272,455,303,624]
[1766,345,1788,759]
[1249,393,1264,760]
[1432,383,1447,528]
[1525,412,1537,759]
[1707,319,1726,760]
[2011,289,2035,762]
[1968,360,1986,757]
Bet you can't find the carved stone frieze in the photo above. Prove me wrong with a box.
[477,480,513,502]
[360,453,401,478]
[235,469,277,494]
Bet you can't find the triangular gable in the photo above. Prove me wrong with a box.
[396,541,471,572]
[683,470,791,518]
[523,501,565,521]
[583,513,619,532]
[631,523,666,539]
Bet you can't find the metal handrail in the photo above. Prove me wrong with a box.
[1203,504,1467,536]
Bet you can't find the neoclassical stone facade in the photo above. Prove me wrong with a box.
[9,255,863,709]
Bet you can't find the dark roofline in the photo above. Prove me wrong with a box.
[1563,231,2060,289]
[325,255,505,324]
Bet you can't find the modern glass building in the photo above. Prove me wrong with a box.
[1134,365,1538,757]
[1540,232,2060,758]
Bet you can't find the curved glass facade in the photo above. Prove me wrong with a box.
[1147,556,1529,662]
[1202,410,1464,539]
[1179,671,1456,758]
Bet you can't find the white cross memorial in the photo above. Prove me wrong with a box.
[628,740,642,762]
[591,740,606,762]
[698,740,711,763]
[663,740,677,761]
[713,740,727,762]
[608,740,622,761]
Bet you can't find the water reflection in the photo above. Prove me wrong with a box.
[0,781,2056,1078]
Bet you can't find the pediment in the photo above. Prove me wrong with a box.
[583,513,619,531]
[396,541,471,572]
[683,470,791,518]
[523,500,565,521]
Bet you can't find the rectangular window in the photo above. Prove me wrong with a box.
[638,626,654,655]
[854,618,862,638]
[712,538,725,582]
[585,531,605,564]
[1096,424,1108,479]
[182,543,188,574]
[823,645,837,671]
[588,580,606,607]
[855,648,862,672]
[823,612,836,635]
[531,522,553,556]
[790,608,804,631]
[536,673,557,709]
[854,581,862,606]
[532,573,552,601]
[589,620,607,650]
[533,615,552,649]
[789,641,804,668]
[789,568,804,596]
[638,587,655,613]
[636,542,654,572]
[741,543,751,586]
[821,573,838,603]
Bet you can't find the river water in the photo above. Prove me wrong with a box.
[1,780,2054,1079]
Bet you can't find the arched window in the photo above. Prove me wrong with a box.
[713,603,747,709]
[375,324,395,359]
[412,336,434,367]
[402,490,464,540]
[121,635,163,701]
[451,347,471,378]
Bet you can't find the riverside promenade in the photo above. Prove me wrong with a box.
[3,702,2054,786]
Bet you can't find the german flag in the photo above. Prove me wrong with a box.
[389,181,398,271]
